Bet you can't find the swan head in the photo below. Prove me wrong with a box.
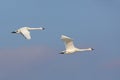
[42,27,45,30]
[89,48,94,51]
[11,30,19,33]
[59,51,65,54]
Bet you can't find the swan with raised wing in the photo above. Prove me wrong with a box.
[60,35,94,54]
[11,27,45,40]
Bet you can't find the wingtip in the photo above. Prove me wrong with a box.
[26,38,31,40]
[61,34,65,37]
[61,35,72,40]
[61,35,66,39]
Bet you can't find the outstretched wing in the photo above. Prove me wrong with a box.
[61,35,75,50]
[20,30,31,40]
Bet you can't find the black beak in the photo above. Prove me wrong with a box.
[11,31,16,33]
[91,48,94,50]
[42,27,45,30]
[59,52,64,54]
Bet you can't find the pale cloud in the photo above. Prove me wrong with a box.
[102,59,120,69]
[0,45,56,79]
[0,45,56,69]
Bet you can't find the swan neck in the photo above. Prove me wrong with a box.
[77,48,91,51]
[28,27,43,30]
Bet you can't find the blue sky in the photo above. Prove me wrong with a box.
[0,0,120,80]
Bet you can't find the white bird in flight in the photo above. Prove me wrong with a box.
[11,27,45,40]
[60,35,94,54]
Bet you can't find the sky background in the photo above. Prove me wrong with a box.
[0,0,120,80]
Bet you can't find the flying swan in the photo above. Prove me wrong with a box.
[60,35,94,54]
[11,27,45,40]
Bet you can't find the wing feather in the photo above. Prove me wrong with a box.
[20,30,31,40]
[61,35,75,50]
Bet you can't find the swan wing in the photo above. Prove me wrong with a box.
[20,30,31,40]
[61,35,75,50]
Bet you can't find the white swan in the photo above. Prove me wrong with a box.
[60,35,94,54]
[11,27,45,40]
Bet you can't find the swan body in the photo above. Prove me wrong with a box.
[60,35,94,54]
[11,27,45,40]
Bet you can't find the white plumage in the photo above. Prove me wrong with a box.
[60,35,94,54]
[11,27,45,40]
